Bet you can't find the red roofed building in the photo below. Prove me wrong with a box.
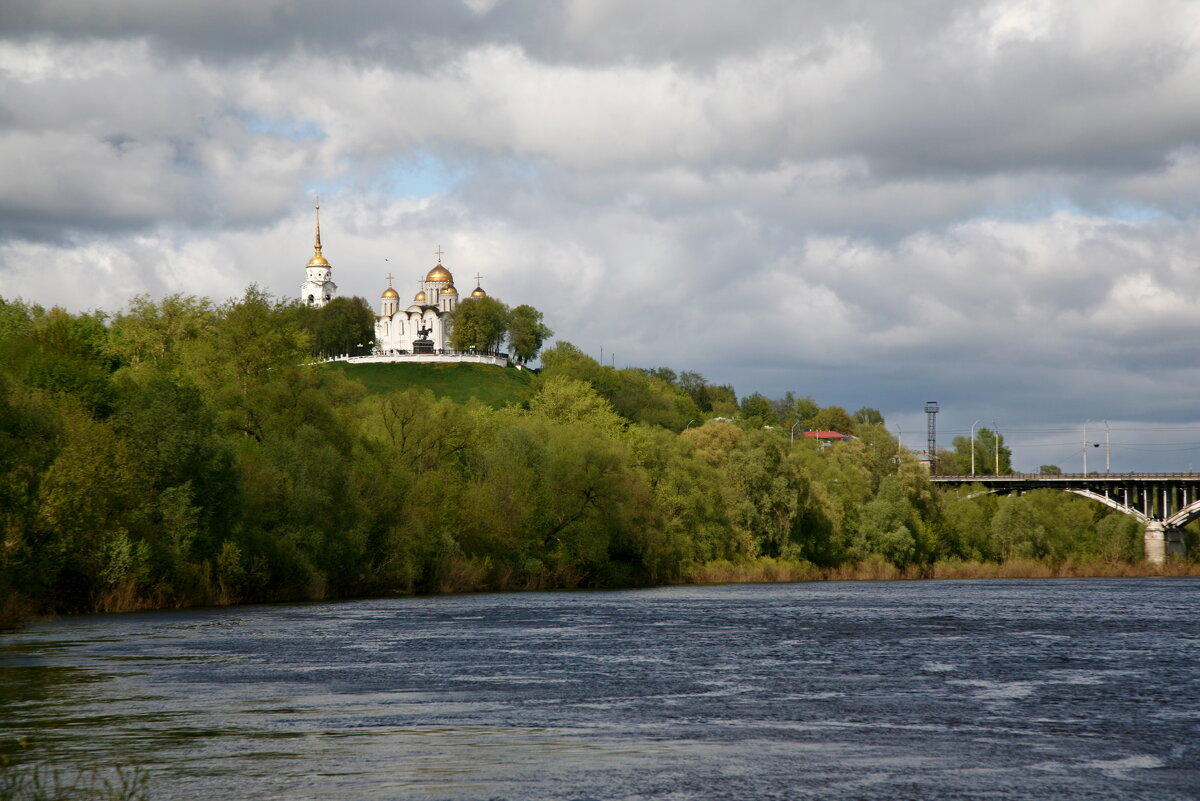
[803,430,851,445]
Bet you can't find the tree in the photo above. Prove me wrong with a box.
[108,293,213,374]
[449,296,509,352]
[946,427,1012,475]
[679,371,738,415]
[773,392,819,426]
[806,405,856,435]
[506,304,553,364]
[609,369,701,431]
[300,296,375,358]
[1039,464,1062,475]
[990,495,1046,559]
[855,477,922,570]
[739,393,776,426]
[538,341,620,399]
[725,431,810,558]
[853,407,885,426]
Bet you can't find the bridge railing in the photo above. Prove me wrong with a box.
[932,472,1200,481]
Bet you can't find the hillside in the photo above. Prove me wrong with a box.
[322,361,536,407]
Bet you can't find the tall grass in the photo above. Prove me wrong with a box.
[681,556,1200,585]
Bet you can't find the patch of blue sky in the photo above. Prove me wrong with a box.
[378,150,463,198]
[242,113,325,142]
[1103,202,1164,223]
[985,194,1163,224]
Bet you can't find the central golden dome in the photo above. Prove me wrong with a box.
[425,263,452,283]
[307,254,329,267]
[382,287,399,299]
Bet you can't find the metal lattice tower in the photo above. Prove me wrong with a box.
[925,402,939,470]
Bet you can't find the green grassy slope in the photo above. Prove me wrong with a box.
[322,361,536,408]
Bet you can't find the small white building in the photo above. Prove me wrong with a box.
[299,203,337,308]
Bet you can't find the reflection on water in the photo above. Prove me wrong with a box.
[2,579,1199,800]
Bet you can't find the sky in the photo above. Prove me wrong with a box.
[2,0,1200,471]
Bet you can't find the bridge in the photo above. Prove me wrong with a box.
[930,473,1197,563]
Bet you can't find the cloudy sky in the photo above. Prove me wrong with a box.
[2,0,1200,470]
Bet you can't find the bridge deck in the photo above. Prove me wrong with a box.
[930,473,1195,563]
[932,473,1200,484]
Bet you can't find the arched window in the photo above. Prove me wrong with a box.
[307,294,314,305]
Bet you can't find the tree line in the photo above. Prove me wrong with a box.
[0,289,1193,624]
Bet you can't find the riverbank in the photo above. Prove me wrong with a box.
[5,556,1198,631]
[682,555,1200,584]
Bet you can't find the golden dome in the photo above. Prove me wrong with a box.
[307,254,329,267]
[471,286,487,298]
[442,284,458,295]
[414,290,427,303]
[425,263,452,283]
[382,287,399,299]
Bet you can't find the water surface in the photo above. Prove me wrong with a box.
[2,579,1198,799]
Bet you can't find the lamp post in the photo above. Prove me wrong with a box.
[1105,421,1111,473]
[1083,419,1089,474]
[791,420,801,443]
[992,419,999,475]
[970,420,980,476]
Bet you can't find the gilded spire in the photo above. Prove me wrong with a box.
[314,200,323,253]
[307,199,329,267]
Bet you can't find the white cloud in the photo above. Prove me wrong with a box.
[1,0,1200,465]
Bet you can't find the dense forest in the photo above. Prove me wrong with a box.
[1,289,1195,625]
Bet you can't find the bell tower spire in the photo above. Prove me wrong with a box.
[300,197,337,307]
[312,199,324,262]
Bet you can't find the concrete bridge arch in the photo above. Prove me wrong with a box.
[932,473,1195,563]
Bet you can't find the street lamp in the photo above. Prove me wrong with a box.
[1083,419,1089,474]
[970,420,980,476]
[1105,421,1111,473]
[992,419,999,475]
[791,420,802,443]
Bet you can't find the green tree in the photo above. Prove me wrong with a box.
[528,376,625,437]
[107,293,214,374]
[806,405,856,435]
[853,407,885,426]
[678,371,738,415]
[946,427,1012,475]
[609,369,701,431]
[773,392,819,427]
[854,477,923,570]
[725,431,810,558]
[506,304,553,364]
[298,296,375,358]
[449,296,510,352]
[739,393,776,427]
[990,495,1045,559]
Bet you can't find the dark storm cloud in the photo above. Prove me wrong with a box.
[2,0,1200,468]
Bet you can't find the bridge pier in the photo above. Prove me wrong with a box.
[1144,522,1186,564]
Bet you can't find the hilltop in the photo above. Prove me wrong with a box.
[321,361,536,408]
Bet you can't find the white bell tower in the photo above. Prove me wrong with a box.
[300,201,337,308]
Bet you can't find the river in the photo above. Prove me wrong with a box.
[2,579,1197,800]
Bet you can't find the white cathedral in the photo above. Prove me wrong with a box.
[299,204,495,359]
